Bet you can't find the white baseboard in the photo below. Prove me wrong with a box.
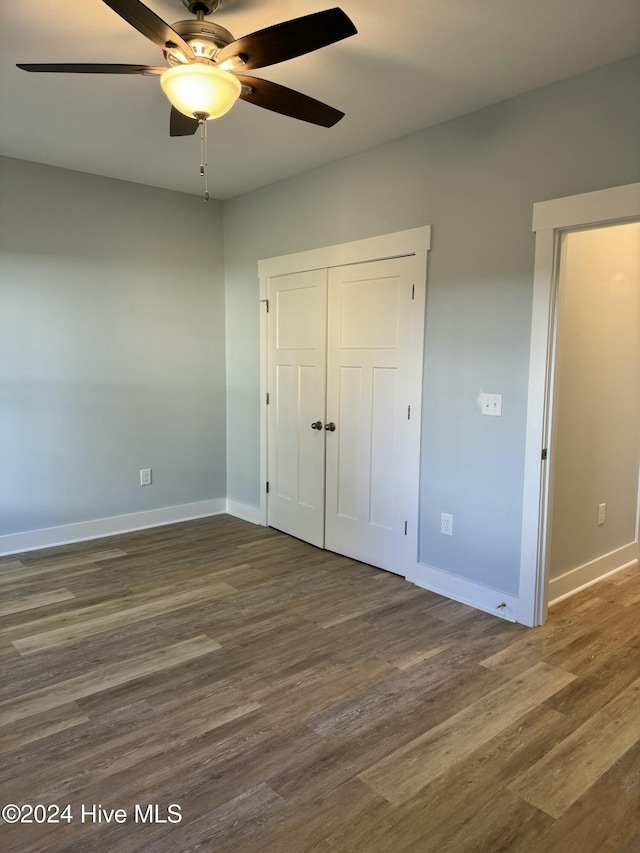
[549,541,639,605]
[225,499,263,525]
[1,501,522,626]
[0,499,226,556]
[408,562,520,623]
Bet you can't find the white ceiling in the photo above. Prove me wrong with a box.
[1,0,639,199]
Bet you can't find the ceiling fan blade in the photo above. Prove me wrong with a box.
[216,8,356,71]
[170,106,199,136]
[17,63,166,75]
[101,0,195,62]
[238,75,344,127]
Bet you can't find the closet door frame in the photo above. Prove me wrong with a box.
[258,226,431,565]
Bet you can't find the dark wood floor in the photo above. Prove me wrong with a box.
[1,515,639,852]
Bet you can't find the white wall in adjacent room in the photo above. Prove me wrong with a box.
[550,221,640,580]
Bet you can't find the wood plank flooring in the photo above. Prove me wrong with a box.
[0,515,639,852]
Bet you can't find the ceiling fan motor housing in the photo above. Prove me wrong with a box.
[164,19,235,65]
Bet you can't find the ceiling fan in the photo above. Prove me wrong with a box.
[16,0,358,135]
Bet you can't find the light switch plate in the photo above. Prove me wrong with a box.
[481,393,502,417]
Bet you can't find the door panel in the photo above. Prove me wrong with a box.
[335,365,362,520]
[340,276,401,349]
[267,269,327,547]
[369,366,397,529]
[325,257,418,574]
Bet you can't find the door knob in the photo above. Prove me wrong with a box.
[311,421,323,430]
[324,422,336,431]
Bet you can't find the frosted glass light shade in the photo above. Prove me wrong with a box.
[161,64,241,119]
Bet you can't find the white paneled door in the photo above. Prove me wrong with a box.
[267,268,328,548]
[267,252,425,576]
[325,257,421,574]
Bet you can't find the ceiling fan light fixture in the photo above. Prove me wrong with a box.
[160,64,241,119]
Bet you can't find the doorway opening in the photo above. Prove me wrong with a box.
[519,183,640,627]
[547,223,640,603]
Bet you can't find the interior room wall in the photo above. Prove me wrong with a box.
[0,157,227,538]
[550,222,640,581]
[223,54,640,596]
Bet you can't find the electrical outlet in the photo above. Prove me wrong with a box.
[598,503,606,526]
[140,468,152,486]
[441,512,453,536]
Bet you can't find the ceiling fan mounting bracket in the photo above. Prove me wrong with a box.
[181,0,220,15]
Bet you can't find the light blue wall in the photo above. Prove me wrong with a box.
[223,55,640,595]
[0,158,227,535]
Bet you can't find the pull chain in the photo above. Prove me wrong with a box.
[197,112,210,203]
[204,118,209,202]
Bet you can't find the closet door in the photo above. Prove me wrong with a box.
[265,252,425,576]
[267,269,327,547]
[324,256,421,574]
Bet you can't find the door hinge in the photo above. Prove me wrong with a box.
[411,284,415,300]
[266,392,270,405]
[404,520,408,535]
[260,298,269,312]
[541,448,548,460]
[407,405,411,420]
[266,481,270,493]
